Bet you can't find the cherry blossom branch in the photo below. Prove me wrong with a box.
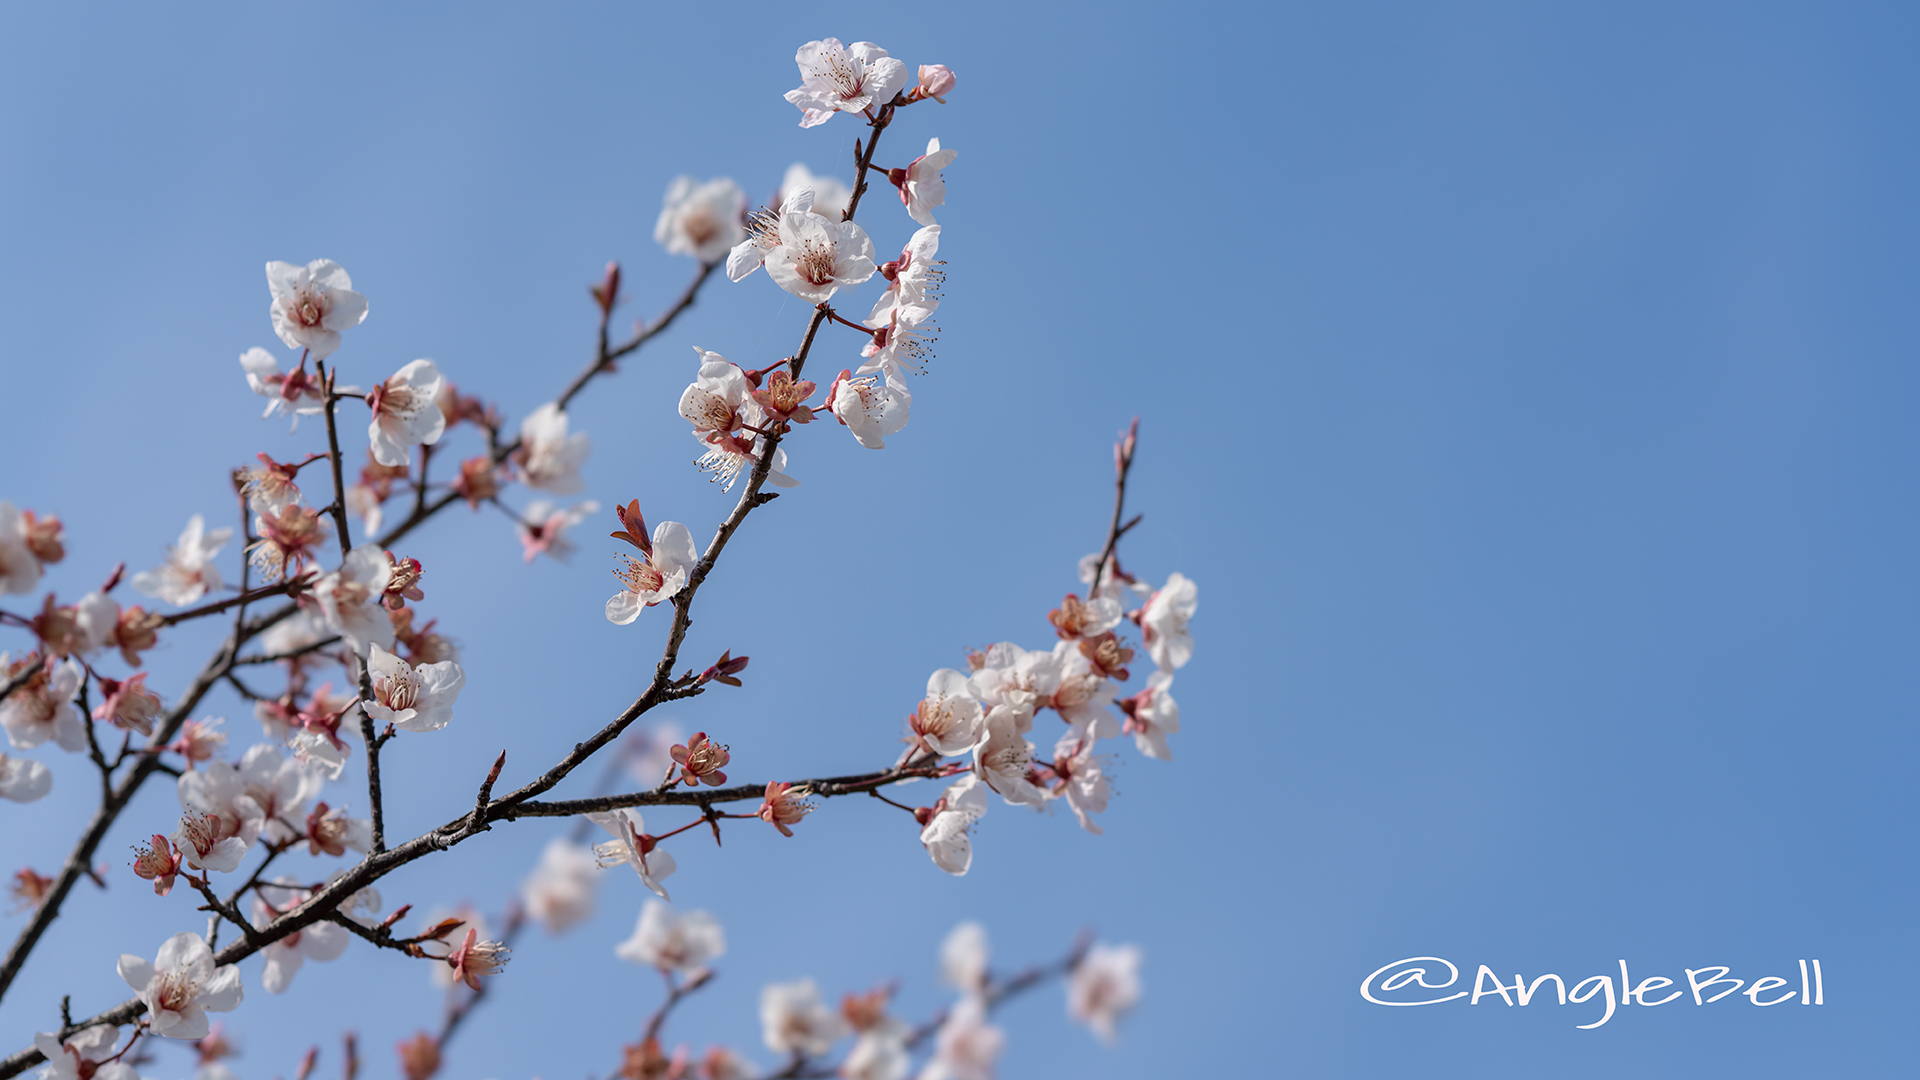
[1088,418,1140,602]
[495,758,948,819]
[231,635,343,666]
[0,656,43,705]
[157,580,304,627]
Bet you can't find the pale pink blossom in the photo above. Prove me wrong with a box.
[1140,572,1197,671]
[1118,671,1180,760]
[519,838,598,934]
[919,774,987,876]
[444,927,511,991]
[972,707,1045,808]
[1046,594,1123,642]
[783,39,908,127]
[179,743,322,845]
[940,922,989,993]
[763,207,876,303]
[116,932,243,1040]
[756,781,813,838]
[248,505,328,581]
[1067,943,1142,1044]
[516,403,591,494]
[615,900,726,975]
[858,303,937,377]
[867,226,944,325]
[842,1032,908,1080]
[921,996,1002,1080]
[588,808,677,899]
[759,978,846,1056]
[889,138,958,227]
[0,753,51,803]
[606,520,697,624]
[240,454,305,517]
[517,499,598,564]
[656,177,747,264]
[421,905,489,989]
[93,673,163,737]
[131,515,232,607]
[0,504,41,595]
[253,880,350,993]
[238,348,328,429]
[366,360,447,467]
[170,810,259,874]
[31,1025,137,1080]
[361,642,463,734]
[1,655,85,751]
[910,64,957,104]
[825,369,910,449]
[911,670,986,757]
[70,592,123,658]
[302,801,372,857]
[678,351,802,490]
[266,259,368,360]
[1046,642,1120,739]
[165,717,228,770]
[312,545,395,657]
[1050,733,1110,835]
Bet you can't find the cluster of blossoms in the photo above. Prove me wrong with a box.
[0,36,1171,1080]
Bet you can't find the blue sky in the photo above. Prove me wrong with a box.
[1,2,1915,1077]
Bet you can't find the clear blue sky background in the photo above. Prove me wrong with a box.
[1,3,1915,1077]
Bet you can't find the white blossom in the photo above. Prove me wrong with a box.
[867,225,944,326]
[1,657,86,751]
[0,753,52,803]
[920,996,1002,1080]
[940,922,988,992]
[606,520,697,624]
[858,303,937,377]
[588,808,676,900]
[312,545,395,657]
[31,1026,136,1080]
[517,499,597,564]
[517,403,591,494]
[1123,671,1180,760]
[266,259,367,360]
[1141,572,1197,671]
[842,1032,908,1080]
[116,932,243,1040]
[759,978,847,1056]
[911,669,986,757]
[1052,733,1110,835]
[361,642,464,733]
[764,207,876,303]
[0,504,40,595]
[255,881,350,993]
[367,359,447,467]
[1067,943,1142,1044]
[656,176,746,264]
[519,838,598,934]
[972,707,1046,808]
[826,368,910,449]
[783,39,908,127]
[170,809,258,874]
[180,743,322,845]
[131,515,232,607]
[238,348,330,429]
[894,138,958,227]
[919,774,987,876]
[614,900,726,974]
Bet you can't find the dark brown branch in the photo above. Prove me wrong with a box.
[158,580,301,627]
[0,656,44,704]
[497,757,945,819]
[1087,418,1140,601]
[232,635,343,666]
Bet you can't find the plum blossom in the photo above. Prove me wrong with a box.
[248,505,328,581]
[783,39,908,128]
[129,834,183,895]
[841,1032,908,1080]
[361,642,463,734]
[919,774,988,876]
[238,348,328,429]
[760,979,847,1056]
[764,207,876,303]
[31,1026,136,1080]
[656,176,747,264]
[730,186,813,283]
[1118,671,1179,760]
[312,545,396,657]
[81,599,164,669]
[588,808,677,900]
[606,515,697,624]
[826,368,910,449]
[180,743,323,845]
[757,781,813,837]
[171,810,259,874]
[1050,733,1110,835]
[519,838,598,933]
[1067,943,1142,1044]
[1047,594,1123,642]
[858,303,937,377]
[445,927,511,991]
[117,931,243,1040]
[516,403,591,494]
[668,731,730,787]
[165,717,227,770]
[972,707,1046,808]
[868,226,944,325]
[1046,642,1120,739]
[0,504,42,595]
[911,670,986,757]
[366,360,447,467]
[517,500,598,564]
[132,515,232,607]
[0,753,51,803]
[888,138,958,227]
[1,656,85,751]
[93,673,163,736]
[266,259,367,360]
[615,900,726,975]
[240,454,305,517]
[396,1032,440,1080]
[420,905,489,989]
[910,64,957,104]
[1141,572,1197,671]
[941,922,989,993]
[679,352,754,444]
[921,996,1003,1080]
[253,881,351,993]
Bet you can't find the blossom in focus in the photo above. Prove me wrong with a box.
[312,545,396,657]
[614,900,726,975]
[751,369,817,425]
[248,505,328,582]
[1,655,85,751]
[763,207,876,303]
[911,669,987,757]
[129,834,183,895]
[419,905,488,989]
[888,138,958,227]
[0,504,43,594]
[668,731,730,787]
[1050,733,1110,835]
[606,520,697,625]
[445,927,511,991]
[679,352,754,444]
[0,753,51,803]
[922,995,1003,1080]
[1067,943,1143,1044]
[867,226,944,326]
[116,931,243,1040]
[255,881,351,993]
[918,773,988,876]
[1140,572,1197,671]
[171,810,258,874]
[1117,671,1180,760]
[759,978,847,1056]
[361,642,464,734]
[517,499,598,564]
[238,348,328,429]
[941,922,989,993]
[132,515,232,607]
[93,673,163,737]
[756,781,813,838]
[366,359,448,467]
[266,259,368,360]
[31,1026,137,1080]
[519,838,598,934]
[972,706,1045,808]
[729,187,812,283]
[910,64,957,104]
[783,39,908,127]
[656,176,747,264]
[588,808,677,900]
[826,369,910,450]
[857,303,937,377]
[515,403,591,494]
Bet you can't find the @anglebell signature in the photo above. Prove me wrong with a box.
[1361,956,1826,1029]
